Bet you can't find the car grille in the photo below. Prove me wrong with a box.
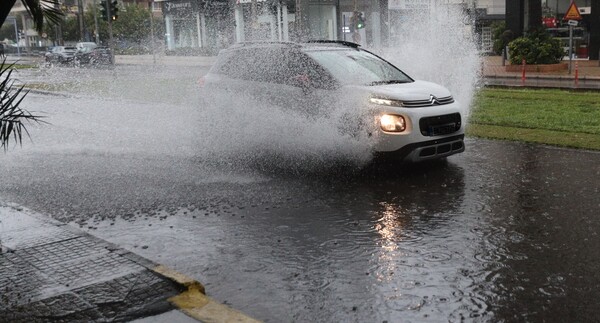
[417,138,464,159]
[401,95,454,108]
[419,113,461,137]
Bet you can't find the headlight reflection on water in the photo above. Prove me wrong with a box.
[374,203,405,283]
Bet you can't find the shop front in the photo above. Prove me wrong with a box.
[233,0,296,42]
[306,0,338,41]
[161,0,233,54]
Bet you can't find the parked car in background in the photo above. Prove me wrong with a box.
[44,46,77,65]
[76,42,97,53]
[202,41,465,162]
[74,46,114,67]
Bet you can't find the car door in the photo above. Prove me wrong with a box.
[249,47,305,112]
[284,50,339,118]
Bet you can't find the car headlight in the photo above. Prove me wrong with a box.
[380,114,406,132]
[369,97,403,107]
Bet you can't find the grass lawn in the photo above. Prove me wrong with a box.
[468,87,600,150]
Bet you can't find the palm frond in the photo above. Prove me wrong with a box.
[0,59,44,150]
[20,0,64,33]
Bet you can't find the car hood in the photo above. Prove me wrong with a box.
[361,80,453,101]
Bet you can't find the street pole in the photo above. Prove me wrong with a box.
[7,17,20,56]
[569,24,573,74]
[107,1,113,45]
[93,0,100,44]
[150,10,156,65]
[54,0,64,45]
[77,0,86,41]
[251,0,258,40]
[21,14,30,52]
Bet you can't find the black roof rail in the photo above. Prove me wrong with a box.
[305,40,361,48]
[229,41,301,48]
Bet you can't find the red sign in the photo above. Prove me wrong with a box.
[543,17,557,28]
[564,1,582,21]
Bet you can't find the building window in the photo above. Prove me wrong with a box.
[151,1,161,12]
[481,26,492,53]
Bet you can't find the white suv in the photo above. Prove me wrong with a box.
[203,41,465,162]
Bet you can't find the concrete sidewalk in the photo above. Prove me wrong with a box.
[482,55,600,89]
[0,203,260,322]
[483,55,600,79]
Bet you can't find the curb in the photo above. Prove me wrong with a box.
[152,265,261,323]
[0,203,260,323]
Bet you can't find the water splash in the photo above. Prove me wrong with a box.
[194,6,480,171]
[381,5,481,115]
[194,89,375,171]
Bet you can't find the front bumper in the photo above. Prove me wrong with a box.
[369,102,465,162]
[373,134,465,162]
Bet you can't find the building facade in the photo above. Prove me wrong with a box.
[7,0,599,59]
[155,0,508,53]
[507,0,600,59]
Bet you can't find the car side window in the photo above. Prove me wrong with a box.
[286,51,337,90]
[212,46,336,89]
[212,50,249,79]
[216,47,289,84]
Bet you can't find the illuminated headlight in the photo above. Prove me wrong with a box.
[369,97,403,107]
[380,114,406,132]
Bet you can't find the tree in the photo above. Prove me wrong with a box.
[0,1,56,149]
[59,15,81,42]
[1,0,63,33]
[112,5,163,52]
[491,21,507,55]
[0,61,43,150]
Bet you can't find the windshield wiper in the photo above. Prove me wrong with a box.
[369,80,411,85]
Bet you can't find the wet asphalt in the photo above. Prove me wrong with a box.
[1,66,600,322]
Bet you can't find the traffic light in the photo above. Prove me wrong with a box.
[99,0,117,21]
[349,11,366,32]
[355,12,365,29]
[100,0,108,21]
[111,1,118,21]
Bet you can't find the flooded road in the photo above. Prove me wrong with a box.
[1,67,600,322]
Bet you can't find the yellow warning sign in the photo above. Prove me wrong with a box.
[564,1,582,20]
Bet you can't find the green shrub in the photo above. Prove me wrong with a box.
[508,28,564,65]
[491,21,512,55]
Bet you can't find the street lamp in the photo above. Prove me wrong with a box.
[6,16,20,56]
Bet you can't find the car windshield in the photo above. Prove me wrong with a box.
[305,49,412,86]
[78,47,94,53]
